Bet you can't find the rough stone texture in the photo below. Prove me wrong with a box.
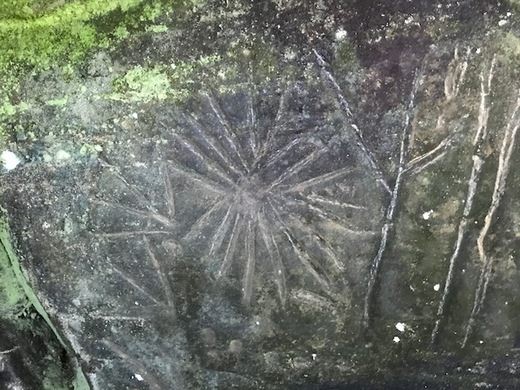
[2,0,520,389]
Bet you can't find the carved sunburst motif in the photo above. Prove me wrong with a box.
[91,82,381,308]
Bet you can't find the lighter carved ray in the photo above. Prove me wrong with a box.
[273,196,346,273]
[183,199,228,241]
[282,196,376,236]
[95,230,170,238]
[431,57,496,346]
[313,48,390,193]
[111,266,161,305]
[405,135,453,174]
[258,214,287,304]
[281,165,356,194]
[217,213,244,278]
[242,218,256,306]
[362,62,424,331]
[208,202,235,258]
[462,91,520,348]
[248,92,258,160]
[91,199,172,228]
[408,149,449,177]
[102,167,156,212]
[144,236,175,309]
[267,146,328,191]
[171,131,237,187]
[263,138,303,169]
[305,193,367,210]
[269,200,331,285]
[268,200,331,292]
[103,340,163,390]
[183,113,244,178]
[291,289,335,311]
[259,87,290,160]
[162,164,175,218]
[90,313,147,322]
[168,161,228,195]
[204,92,250,172]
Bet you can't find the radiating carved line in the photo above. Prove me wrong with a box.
[242,218,256,307]
[258,87,290,161]
[410,149,450,177]
[409,47,469,151]
[111,265,161,305]
[305,193,367,210]
[282,196,375,236]
[462,90,520,348]
[430,156,482,345]
[168,161,229,195]
[453,47,471,99]
[291,289,335,310]
[273,198,347,274]
[405,135,453,175]
[170,131,237,187]
[100,165,157,212]
[217,213,244,278]
[183,199,228,242]
[431,58,496,346]
[162,164,175,219]
[267,146,328,191]
[268,199,331,292]
[282,166,356,194]
[94,230,170,238]
[362,64,424,331]
[247,92,259,160]
[208,202,235,258]
[204,91,250,172]
[263,138,303,169]
[103,340,164,390]
[90,313,147,322]
[473,57,497,145]
[313,48,390,194]
[183,114,245,178]
[258,213,287,304]
[91,199,173,228]
[144,236,175,310]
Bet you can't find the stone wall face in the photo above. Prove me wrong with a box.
[1,1,520,388]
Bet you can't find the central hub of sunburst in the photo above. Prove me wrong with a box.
[236,174,269,216]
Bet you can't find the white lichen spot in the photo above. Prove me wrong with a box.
[335,28,348,41]
[1,150,21,171]
[284,49,297,61]
[434,283,441,292]
[395,322,406,332]
[393,336,400,343]
[422,210,434,220]
[55,150,71,161]
[135,374,144,381]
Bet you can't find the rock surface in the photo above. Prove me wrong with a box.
[1,0,520,388]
